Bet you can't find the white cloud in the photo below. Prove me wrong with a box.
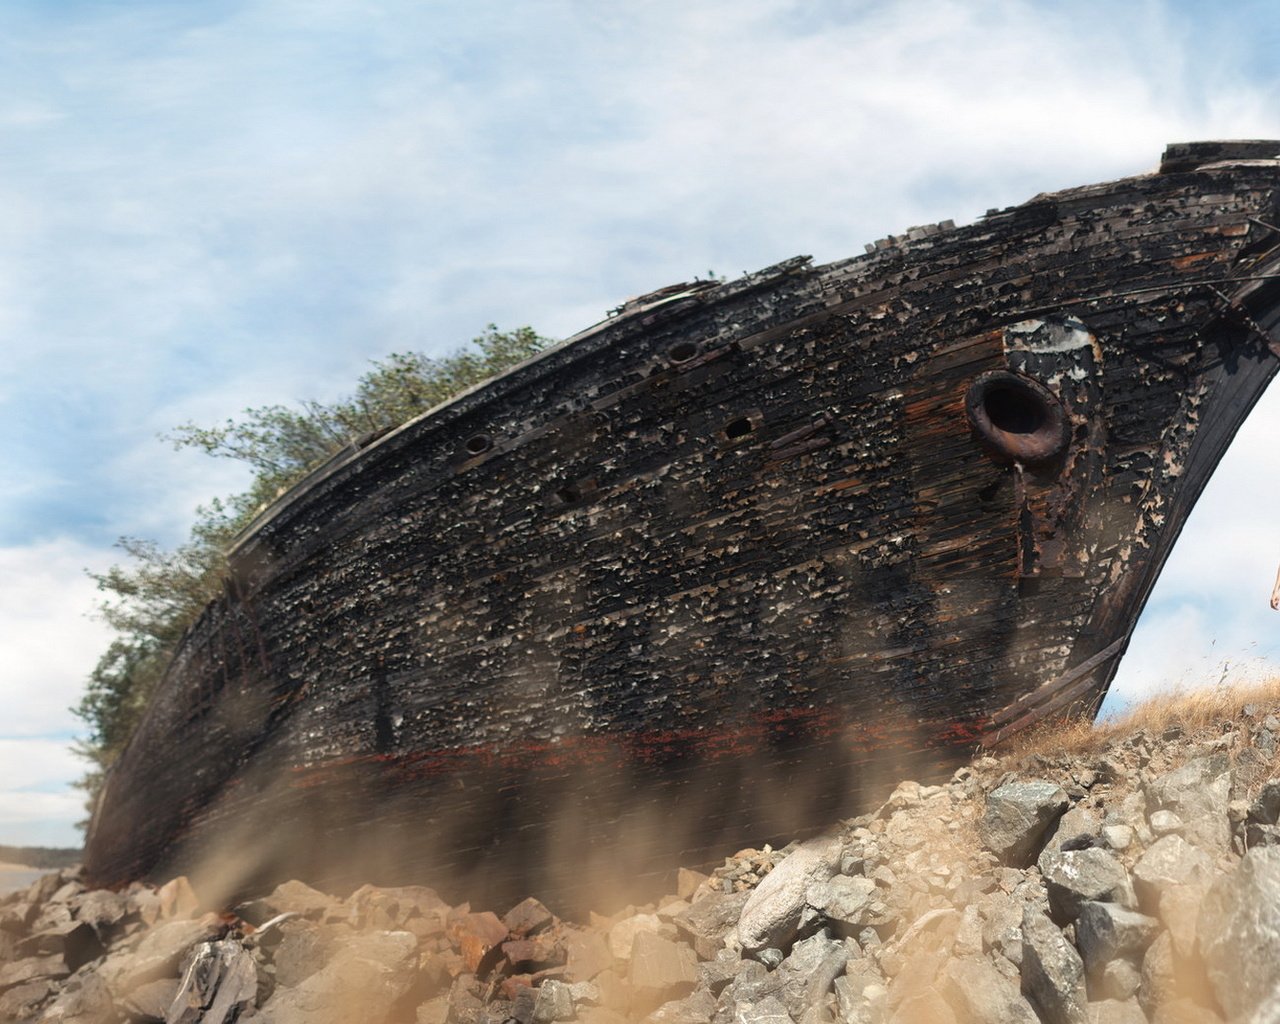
[0,539,115,738]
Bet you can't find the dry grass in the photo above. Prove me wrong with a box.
[1001,674,1280,763]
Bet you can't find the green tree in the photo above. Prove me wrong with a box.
[74,326,551,814]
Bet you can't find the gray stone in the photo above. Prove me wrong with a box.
[695,952,740,996]
[531,980,575,1024]
[1038,848,1137,923]
[99,917,223,996]
[265,880,339,921]
[123,977,180,1020]
[167,939,258,1024]
[646,988,715,1024]
[1150,997,1225,1024]
[1198,847,1280,1023]
[936,956,1037,1023]
[254,929,418,1024]
[672,891,749,961]
[807,876,888,931]
[0,978,52,1020]
[775,931,847,1017]
[0,953,69,990]
[1074,902,1159,977]
[33,971,115,1023]
[1247,823,1280,849]
[1021,908,1088,1024]
[71,889,129,939]
[1045,807,1102,854]
[1131,835,1214,911]
[1144,755,1231,852]
[628,932,697,1005]
[834,973,887,1024]
[980,781,1070,867]
[733,995,791,1024]
[1096,959,1141,1002]
[1086,999,1147,1024]
[271,919,341,988]
[735,835,841,952]
[1250,781,1280,826]
[1149,810,1183,837]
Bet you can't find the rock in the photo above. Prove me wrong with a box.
[1086,999,1147,1024]
[608,914,661,961]
[350,885,448,933]
[562,927,614,982]
[1037,848,1137,923]
[1045,806,1102,854]
[1074,902,1159,977]
[645,988,715,1024]
[1155,885,1205,962]
[71,889,129,939]
[1249,780,1280,826]
[1246,823,1280,849]
[733,995,791,1024]
[677,869,709,902]
[672,891,749,961]
[979,781,1070,867]
[531,979,575,1023]
[1150,997,1225,1024]
[886,986,956,1024]
[502,935,563,972]
[806,875,887,932]
[34,971,115,1023]
[0,979,52,1020]
[504,898,555,938]
[628,932,697,1009]
[0,953,69,990]
[254,930,418,1024]
[1144,756,1231,852]
[157,876,200,920]
[936,956,1037,1023]
[99,916,223,995]
[16,920,103,972]
[1021,908,1088,1024]
[772,931,846,1017]
[122,976,180,1020]
[271,919,340,988]
[1096,959,1141,1001]
[735,835,842,952]
[1130,835,1214,911]
[167,939,259,1024]
[1148,810,1184,837]
[261,880,339,921]
[450,911,508,973]
[1198,847,1280,1023]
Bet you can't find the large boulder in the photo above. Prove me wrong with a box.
[1074,902,1159,979]
[1021,908,1088,1024]
[1198,847,1280,1023]
[980,782,1070,867]
[254,930,418,1024]
[937,957,1038,1023]
[1131,835,1214,911]
[1037,848,1136,923]
[735,835,842,952]
[1144,756,1232,853]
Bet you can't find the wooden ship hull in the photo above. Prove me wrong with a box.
[86,142,1280,908]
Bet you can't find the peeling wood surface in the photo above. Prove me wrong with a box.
[86,144,1280,908]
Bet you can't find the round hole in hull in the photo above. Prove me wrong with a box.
[464,433,493,456]
[965,371,1068,465]
[668,341,700,364]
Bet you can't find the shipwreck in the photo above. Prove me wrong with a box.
[86,141,1280,908]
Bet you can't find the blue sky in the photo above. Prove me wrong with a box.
[3,0,1280,848]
